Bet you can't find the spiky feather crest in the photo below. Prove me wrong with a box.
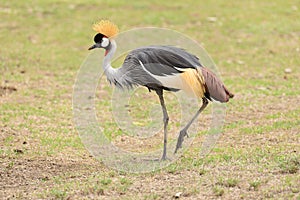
[93,20,119,38]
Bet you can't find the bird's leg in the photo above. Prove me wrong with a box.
[156,89,169,161]
[175,98,209,153]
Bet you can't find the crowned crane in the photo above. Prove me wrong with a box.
[88,20,234,160]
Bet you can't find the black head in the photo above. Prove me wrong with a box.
[88,33,110,50]
[94,33,104,43]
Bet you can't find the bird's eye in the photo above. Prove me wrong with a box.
[101,37,110,48]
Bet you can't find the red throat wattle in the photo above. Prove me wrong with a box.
[105,50,109,56]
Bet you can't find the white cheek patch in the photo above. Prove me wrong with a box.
[101,38,110,48]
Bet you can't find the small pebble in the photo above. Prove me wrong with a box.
[237,60,245,65]
[207,17,217,22]
[284,68,292,73]
[175,192,182,198]
[257,86,267,91]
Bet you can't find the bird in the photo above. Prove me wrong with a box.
[88,20,234,160]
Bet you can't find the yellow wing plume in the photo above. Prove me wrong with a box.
[180,68,206,98]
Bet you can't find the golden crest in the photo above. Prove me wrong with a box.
[93,20,119,38]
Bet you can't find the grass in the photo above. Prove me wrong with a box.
[249,180,262,191]
[1,0,300,199]
[277,155,300,174]
[213,186,225,197]
[100,178,112,186]
[217,177,239,188]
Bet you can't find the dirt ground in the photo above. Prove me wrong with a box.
[1,91,299,199]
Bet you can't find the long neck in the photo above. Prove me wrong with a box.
[103,39,117,79]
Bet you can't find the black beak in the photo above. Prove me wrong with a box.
[88,44,97,50]
[88,43,102,50]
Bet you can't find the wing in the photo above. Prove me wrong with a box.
[120,46,205,95]
[201,67,234,102]
[121,45,234,101]
[126,46,202,76]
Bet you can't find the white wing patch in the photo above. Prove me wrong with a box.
[138,60,185,90]
[173,67,189,72]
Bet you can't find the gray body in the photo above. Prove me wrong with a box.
[109,46,199,91]
[106,44,232,102]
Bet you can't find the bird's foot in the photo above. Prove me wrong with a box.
[174,129,188,153]
[160,155,171,161]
